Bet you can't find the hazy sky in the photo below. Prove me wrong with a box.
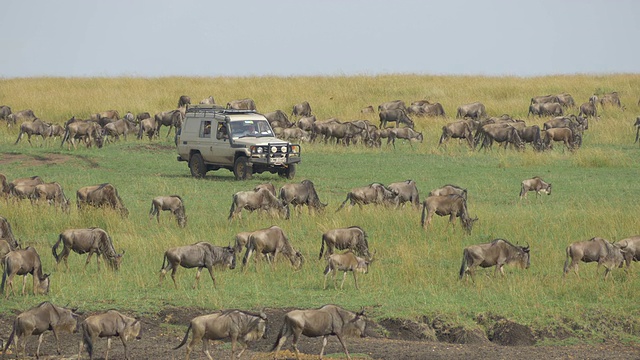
[1,0,639,78]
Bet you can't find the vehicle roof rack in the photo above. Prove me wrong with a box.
[186,104,257,115]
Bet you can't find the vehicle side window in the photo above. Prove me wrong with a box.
[200,120,211,138]
[216,122,228,140]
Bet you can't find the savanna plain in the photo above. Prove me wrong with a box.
[1,75,640,359]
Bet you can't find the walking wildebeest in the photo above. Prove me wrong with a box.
[428,184,467,201]
[265,110,292,128]
[439,121,474,148]
[227,98,257,110]
[599,92,622,108]
[528,103,563,117]
[456,102,486,120]
[199,95,215,104]
[6,109,37,124]
[296,115,316,131]
[579,96,598,119]
[228,187,290,221]
[519,177,551,199]
[14,118,52,145]
[90,110,120,122]
[0,105,11,125]
[155,109,183,138]
[137,116,157,140]
[279,179,326,214]
[378,100,406,112]
[272,304,367,360]
[387,127,423,147]
[0,216,18,249]
[634,117,640,143]
[556,93,575,108]
[319,226,371,260]
[543,127,580,151]
[530,94,560,105]
[178,95,191,108]
[323,251,371,290]
[242,225,304,269]
[61,119,103,150]
[103,118,138,142]
[615,236,640,268]
[387,180,420,208]
[78,310,141,360]
[292,101,312,117]
[34,182,70,212]
[421,194,477,234]
[476,123,524,151]
[379,109,414,129]
[52,227,124,271]
[149,195,187,227]
[174,309,267,360]
[1,247,50,298]
[2,302,78,360]
[77,183,129,217]
[336,183,397,212]
[563,237,625,279]
[518,125,544,151]
[459,239,530,281]
[160,242,236,289]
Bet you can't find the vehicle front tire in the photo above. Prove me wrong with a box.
[189,153,207,178]
[233,156,253,180]
[279,164,296,180]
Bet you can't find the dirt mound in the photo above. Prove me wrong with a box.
[488,319,536,346]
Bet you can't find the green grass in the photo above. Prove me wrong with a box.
[1,74,640,342]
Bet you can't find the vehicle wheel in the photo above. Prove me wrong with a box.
[280,164,296,180]
[233,157,253,180]
[189,153,207,178]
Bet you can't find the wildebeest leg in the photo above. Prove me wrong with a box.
[335,334,352,360]
[205,265,216,288]
[105,336,111,360]
[320,335,329,358]
[84,252,95,271]
[352,271,359,289]
[340,271,348,289]
[194,267,203,289]
[52,328,62,354]
[119,333,131,360]
[24,274,29,296]
[202,338,213,360]
[171,265,179,288]
[291,329,302,359]
[323,266,331,290]
[36,332,45,358]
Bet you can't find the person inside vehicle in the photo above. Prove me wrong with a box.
[216,123,228,140]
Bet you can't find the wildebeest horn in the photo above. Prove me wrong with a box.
[523,242,530,252]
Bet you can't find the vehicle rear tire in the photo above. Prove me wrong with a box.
[279,164,296,180]
[233,156,253,180]
[189,153,207,178]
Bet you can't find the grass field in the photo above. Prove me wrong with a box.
[1,74,640,343]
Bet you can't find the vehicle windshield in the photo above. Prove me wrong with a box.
[230,120,273,138]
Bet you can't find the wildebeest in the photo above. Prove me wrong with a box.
[1,246,50,298]
[292,101,312,117]
[14,118,52,145]
[518,125,544,151]
[336,183,397,212]
[579,96,598,119]
[149,195,187,227]
[228,187,290,221]
[0,174,8,197]
[76,183,129,217]
[61,119,103,150]
[528,103,563,117]
[272,304,367,360]
[476,123,524,150]
[421,194,477,234]
[227,98,257,110]
[78,310,141,360]
[0,105,11,125]
[379,109,414,129]
[282,127,310,142]
[387,127,423,147]
[9,183,39,202]
[361,105,375,113]
[34,182,71,212]
[0,216,18,250]
[279,179,326,213]
[459,239,530,280]
[530,94,560,105]
[634,117,640,143]
[155,109,183,138]
[6,109,36,124]
[136,112,151,122]
[556,93,575,108]
[456,102,486,119]
[160,242,236,288]
[439,121,474,148]
[137,116,157,140]
[615,236,640,268]
[519,177,551,199]
[52,227,124,271]
[378,100,406,112]
[387,180,420,208]
[296,115,316,131]
[599,92,622,108]
[90,110,120,122]
[242,225,304,269]
[543,127,580,151]
[319,226,370,260]
[173,309,267,360]
[563,237,625,279]
[199,95,215,104]
[264,110,293,128]
[178,95,191,108]
[2,302,78,359]
[323,251,371,290]
[103,118,138,142]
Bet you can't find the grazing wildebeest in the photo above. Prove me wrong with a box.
[77,183,129,217]
[52,227,124,271]
[439,121,474,148]
[387,127,423,147]
[292,101,312,117]
[336,183,397,211]
[199,95,215,104]
[528,103,563,117]
[599,92,622,108]
[228,187,290,221]
[9,183,38,202]
[518,125,544,151]
[264,110,293,128]
[476,123,524,150]
[173,309,267,360]
[242,225,304,269]
[2,302,78,360]
[272,304,367,360]
[296,115,316,131]
[421,194,477,234]
[34,182,70,212]
[456,102,486,119]
[556,93,575,108]
[6,109,37,124]
[459,239,530,281]
[90,110,120,122]
[279,179,326,213]
[0,174,9,197]
[78,310,141,360]
[323,121,367,145]
[387,180,420,208]
[635,117,640,143]
[137,116,157,140]
[14,118,52,145]
[378,100,406,112]
[530,94,560,105]
[0,105,11,125]
[323,251,371,290]
[579,96,598,119]
[615,236,640,269]
[319,226,370,260]
[361,105,375,113]
[519,177,551,199]
[103,118,138,142]
[543,127,580,151]
[160,242,236,288]
[0,216,18,249]
[227,98,257,110]
[422,103,446,117]
[282,127,310,142]
[136,112,151,122]
[9,175,44,190]
[563,237,625,279]
[155,109,183,138]
[61,119,103,150]
[379,109,414,129]
[1,247,50,298]
[178,95,191,108]
[149,195,187,227]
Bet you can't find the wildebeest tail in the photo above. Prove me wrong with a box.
[420,202,427,227]
[336,193,351,212]
[149,201,158,217]
[459,248,469,279]
[242,240,255,266]
[160,252,168,271]
[60,127,70,148]
[52,234,63,263]
[270,322,290,352]
[635,126,640,143]
[438,126,447,145]
[13,128,23,145]
[228,195,237,221]
[563,246,572,276]
[319,236,326,260]
[81,322,94,358]
[2,319,16,355]
[173,323,192,350]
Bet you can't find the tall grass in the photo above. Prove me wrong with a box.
[1,74,639,341]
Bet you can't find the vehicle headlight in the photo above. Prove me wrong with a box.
[280,146,287,153]
[256,147,263,154]
[291,145,299,153]
[271,146,277,153]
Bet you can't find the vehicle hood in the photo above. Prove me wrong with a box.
[231,136,288,146]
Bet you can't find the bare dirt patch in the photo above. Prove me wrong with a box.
[0,153,100,168]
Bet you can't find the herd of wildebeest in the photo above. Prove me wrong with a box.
[1,90,640,360]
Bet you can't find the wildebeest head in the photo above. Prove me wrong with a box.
[223,246,236,270]
[348,309,368,338]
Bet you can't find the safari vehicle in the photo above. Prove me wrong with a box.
[176,105,301,180]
